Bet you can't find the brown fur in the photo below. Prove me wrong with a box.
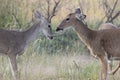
[56,12,120,80]
[98,23,120,75]
[99,23,117,30]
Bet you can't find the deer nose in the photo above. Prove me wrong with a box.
[56,27,63,31]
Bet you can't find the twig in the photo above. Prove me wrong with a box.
[12,12,21,28]
[47,0,61,23]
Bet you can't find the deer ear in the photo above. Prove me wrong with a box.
[34,11,42,19]
[75,14,86,20]
[75,8,81,14]
[75,14,81,20]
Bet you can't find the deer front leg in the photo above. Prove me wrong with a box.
[9,55,19,80]
[99,56,108,80]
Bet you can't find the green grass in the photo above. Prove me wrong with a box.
[0,47,120,80]
[33,29,86,55]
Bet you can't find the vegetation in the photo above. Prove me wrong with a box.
[0,0,119,80]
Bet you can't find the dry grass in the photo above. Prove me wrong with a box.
[0,48,119,80]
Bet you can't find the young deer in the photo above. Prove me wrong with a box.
[0,11,53,80]
[56,8,120,80]
[99,23,120,75]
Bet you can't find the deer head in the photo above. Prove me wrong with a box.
[34,11,53,39]
[56,8,86,31]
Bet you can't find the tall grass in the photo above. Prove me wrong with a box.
[0,50,120,80]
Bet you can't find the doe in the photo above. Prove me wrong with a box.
[56,8,120,80]
[0,11,53,80]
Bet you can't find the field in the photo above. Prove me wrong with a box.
[0,51,120,80]
[0,0,119,80]
[0,30,120,80]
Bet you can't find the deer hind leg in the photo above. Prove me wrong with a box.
[99,56,108,80]
[109,62,120,75]
[9,55,19,80]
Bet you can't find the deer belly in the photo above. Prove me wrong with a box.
[106,48,120,59]
[0,50,7,55]
[0,45,9,55]
[17,45,27,56]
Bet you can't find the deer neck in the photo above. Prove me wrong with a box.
[74,20,94,45]
[24,21,42,44]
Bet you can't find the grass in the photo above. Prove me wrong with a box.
[0,50,97,80]
[0,47,120,80]
[33,29,87,55]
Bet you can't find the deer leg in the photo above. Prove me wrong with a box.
[99,56,108,80]
[108,60,113,71]
[109,62,120,75]
[9,55,19,80]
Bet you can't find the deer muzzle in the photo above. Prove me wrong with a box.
[56,27,63,31]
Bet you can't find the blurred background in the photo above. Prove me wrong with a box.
[0,0,119,80]
[0,0,119,29]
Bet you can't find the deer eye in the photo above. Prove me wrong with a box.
[48,25,52,31]
[66,18,70,21]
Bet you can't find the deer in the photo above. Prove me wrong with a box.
[99,23,120,75]
[99,23,118,30]
[0,11,53,80]
[56,8,120,80]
